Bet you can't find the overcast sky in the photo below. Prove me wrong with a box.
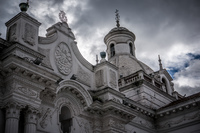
[0,0,200,96]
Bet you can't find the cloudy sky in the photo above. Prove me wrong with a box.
[0,0,200,96]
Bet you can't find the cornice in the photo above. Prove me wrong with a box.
[2,55,60,88]
[90,87,125,98]
[94,61,118,71]
[1,43,45,60]
[5,12,41,27]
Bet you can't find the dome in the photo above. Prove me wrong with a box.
[104,27,136,44]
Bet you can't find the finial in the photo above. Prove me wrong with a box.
[96,55,99,64]
[100,51,106,63]
[158,55,163,70]
[19,1,29,12]
[115,9,120,27]
[59,11,68,23]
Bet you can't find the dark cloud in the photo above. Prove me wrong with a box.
[0,0,200,96]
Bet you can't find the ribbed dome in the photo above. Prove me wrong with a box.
[104,26,136,44]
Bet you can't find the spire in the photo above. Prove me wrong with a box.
[115,9,120,27]
[158,55,163,70]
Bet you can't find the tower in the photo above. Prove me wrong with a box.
[104,10,153,77]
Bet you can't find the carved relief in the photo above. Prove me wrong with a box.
[23,23,36,45]
[55,43,72,75]
[109,69,117,88]
[40,88,56,102]
[75,117,92,133]
[38,47,52,69]
[8,23,17,42]
[95,70,104,88]
[106,118,124,130]
[18,87,37,98]
[76,66,91,86]
[39,107,52,129]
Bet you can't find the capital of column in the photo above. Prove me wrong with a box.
[4,101,25,119]
[25,106,40,125]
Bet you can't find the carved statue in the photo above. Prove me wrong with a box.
[59,11,68,23]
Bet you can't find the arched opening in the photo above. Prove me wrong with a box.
[129,43,133,55]
[59,106,72,133]
[110,43,115,57]
[162,78,168,93]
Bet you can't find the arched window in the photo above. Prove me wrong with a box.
[129,43,133,55]
[162,78,168,93]
[59,106,72,133]
[110,43,115,57]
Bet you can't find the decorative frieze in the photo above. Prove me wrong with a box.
[18,87,38,98]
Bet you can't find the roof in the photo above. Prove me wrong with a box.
[158,92,200,110]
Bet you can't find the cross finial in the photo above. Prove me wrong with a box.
[115,9,120,27]
[158,55,163,70]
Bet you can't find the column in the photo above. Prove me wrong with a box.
[24,107,39,133]
[5,102,24,133]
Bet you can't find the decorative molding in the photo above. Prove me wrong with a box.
[158,111,200,129]
[55,43,72,75]
[40,88,56,102]
[18,87,37,98]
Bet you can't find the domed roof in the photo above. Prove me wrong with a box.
[104,26,136,44]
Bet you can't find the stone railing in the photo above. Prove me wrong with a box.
[118,70,162,89]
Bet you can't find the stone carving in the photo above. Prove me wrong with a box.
[55,43,72,75]
[8,23,17,42]
[18,87,37,98]
[75,117,92,133]
[59,11,68,23]
[38,47,52,69]
[109,69,117,88]
[40,88,56,102]
[95,70,104,88]
[39,107,52,129]
[76,66,91,86]
[23,23,36,45]
[107,118,124,130]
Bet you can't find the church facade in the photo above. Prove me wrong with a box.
[0,3,200,133]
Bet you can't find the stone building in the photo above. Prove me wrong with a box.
[0,3,200,133]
